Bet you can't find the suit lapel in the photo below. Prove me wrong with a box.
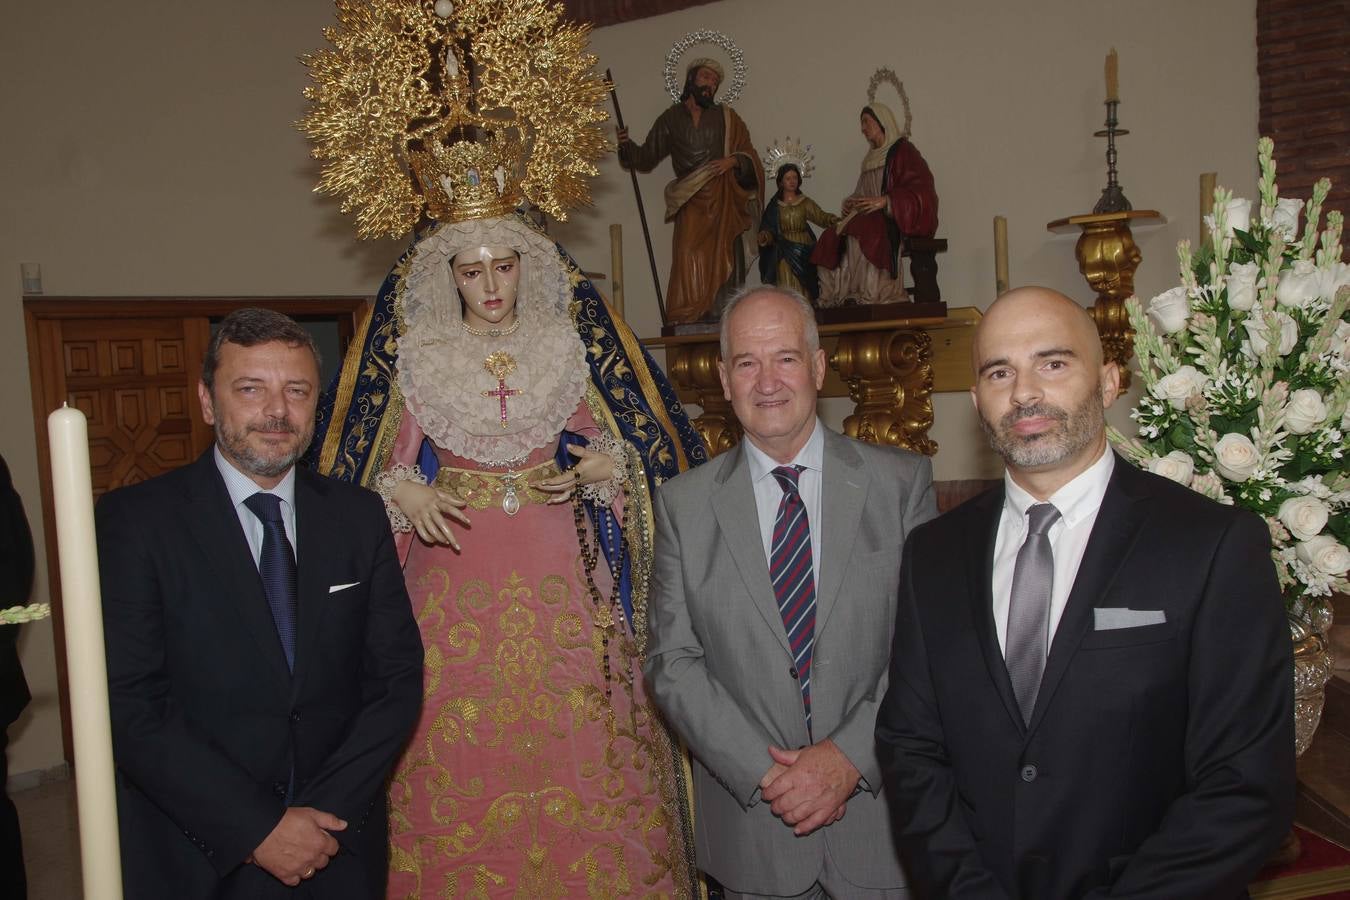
[291,469,332,699]
[710,444,793,656]
[813,432,866,636]
[1027,457,1152,734]
[183,453,291,682]
[965,486,1027,734]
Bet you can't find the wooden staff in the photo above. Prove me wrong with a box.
[609,223,625,320]
[606,68,667,325]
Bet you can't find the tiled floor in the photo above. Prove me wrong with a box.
[10,657,1350,898]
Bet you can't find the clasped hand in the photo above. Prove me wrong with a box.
[392,481,470,550]
[758,740,860,836]
[537,444,614,504]
[251,807,345,886]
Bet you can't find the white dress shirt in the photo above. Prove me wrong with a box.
[214,446,298,569]
[743,419,824,587]
[991,446,1114,654]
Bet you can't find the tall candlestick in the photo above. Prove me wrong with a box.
[1105,48,1119,102]
[993,215,1010,296]
[48,404,124,899]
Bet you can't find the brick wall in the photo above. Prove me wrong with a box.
[1257,0,1350,238]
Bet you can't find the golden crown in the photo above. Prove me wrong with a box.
[300,0,610,239]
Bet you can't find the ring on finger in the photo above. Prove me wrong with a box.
[303,866,316,878]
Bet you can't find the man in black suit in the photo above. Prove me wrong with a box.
[1,452,34,899]
[876,287,1295,899]
[97,308,423,898]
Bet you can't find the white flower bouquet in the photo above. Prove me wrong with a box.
[1111,138,1349,630]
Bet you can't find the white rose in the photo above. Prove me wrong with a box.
[1246,310,1298,357]
[1278,495,1330,542]
[1147,286,1191,334]
[1150,365,1207,410]
[1315,261,1350,306]
[1332,320,1350,359]
[1226,261,1260,311]
[1284,388,1328,435]
[1269,197,1303,241]
[1146,450,1195,486]
[1295,535,1350,577]
[1276,259,1321,309]
[1213,432,1261,482]
[1205,197,1253,238]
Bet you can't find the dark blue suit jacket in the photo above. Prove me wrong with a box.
[97,451,423,899]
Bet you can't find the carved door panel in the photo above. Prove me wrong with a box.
[39,317,214,496]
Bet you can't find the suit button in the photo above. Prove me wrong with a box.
[1021,764,1038,782]
[289,710,301,723]
[789,666,799,680]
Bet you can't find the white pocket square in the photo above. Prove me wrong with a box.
[1094,607,1166,630]
[328,582,360,594]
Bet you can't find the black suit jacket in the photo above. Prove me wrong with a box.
[876,455,1295,900]
[97,451,423,899]
[1,453,34,729]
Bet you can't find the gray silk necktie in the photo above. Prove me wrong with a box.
[1005,502,1061,724]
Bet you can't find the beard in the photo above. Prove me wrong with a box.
[693,84,715,108]
[215,412,313,479]
[979,385,1105,470]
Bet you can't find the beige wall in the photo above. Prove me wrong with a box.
[0,0,1257,775]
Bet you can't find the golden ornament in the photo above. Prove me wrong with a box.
[300,0,611,239]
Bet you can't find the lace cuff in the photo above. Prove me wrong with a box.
[579,433,629,508]
[372,464,427,533]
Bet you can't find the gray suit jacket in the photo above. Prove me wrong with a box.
[645,427,935,894]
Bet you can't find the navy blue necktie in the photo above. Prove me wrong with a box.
[243,492,298,671]
[770,465,816,737]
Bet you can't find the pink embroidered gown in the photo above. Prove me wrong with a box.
[383,404,694,898]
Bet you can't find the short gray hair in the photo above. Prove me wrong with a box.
[719,285,820,362]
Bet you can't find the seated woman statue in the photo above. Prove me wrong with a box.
[810,103,939,306]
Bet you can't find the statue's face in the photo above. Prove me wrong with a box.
[860,112,885,148]
[691,66,720,107]
[780,168,801,193]
[453,245,521,330]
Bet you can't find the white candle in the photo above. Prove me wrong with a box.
[48,404,124,899]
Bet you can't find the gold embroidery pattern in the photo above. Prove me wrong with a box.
[389,565,695,898]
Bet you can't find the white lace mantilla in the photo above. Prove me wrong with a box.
[396,216,591,466]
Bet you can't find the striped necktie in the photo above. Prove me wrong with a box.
[770,465,816,737]
[243,492,298,672]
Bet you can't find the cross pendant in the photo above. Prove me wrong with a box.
[483,379,522,428]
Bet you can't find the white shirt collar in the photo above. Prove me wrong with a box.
[744,418,825,484]
[214,445,297,512]
[1002,444,1114,529]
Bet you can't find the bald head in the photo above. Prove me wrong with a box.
[974,287,1105,374]
[971,286,1119,498]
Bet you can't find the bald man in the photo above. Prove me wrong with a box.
[875,287,1294,899]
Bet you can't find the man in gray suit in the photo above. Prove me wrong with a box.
[645,285,936,899]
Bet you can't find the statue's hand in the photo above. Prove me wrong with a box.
[710,156,737,176]
[757,230,772,248]
[393,481,469,550]
[616,126,630,145]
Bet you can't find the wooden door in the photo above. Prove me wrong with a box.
[25,297,367,762]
